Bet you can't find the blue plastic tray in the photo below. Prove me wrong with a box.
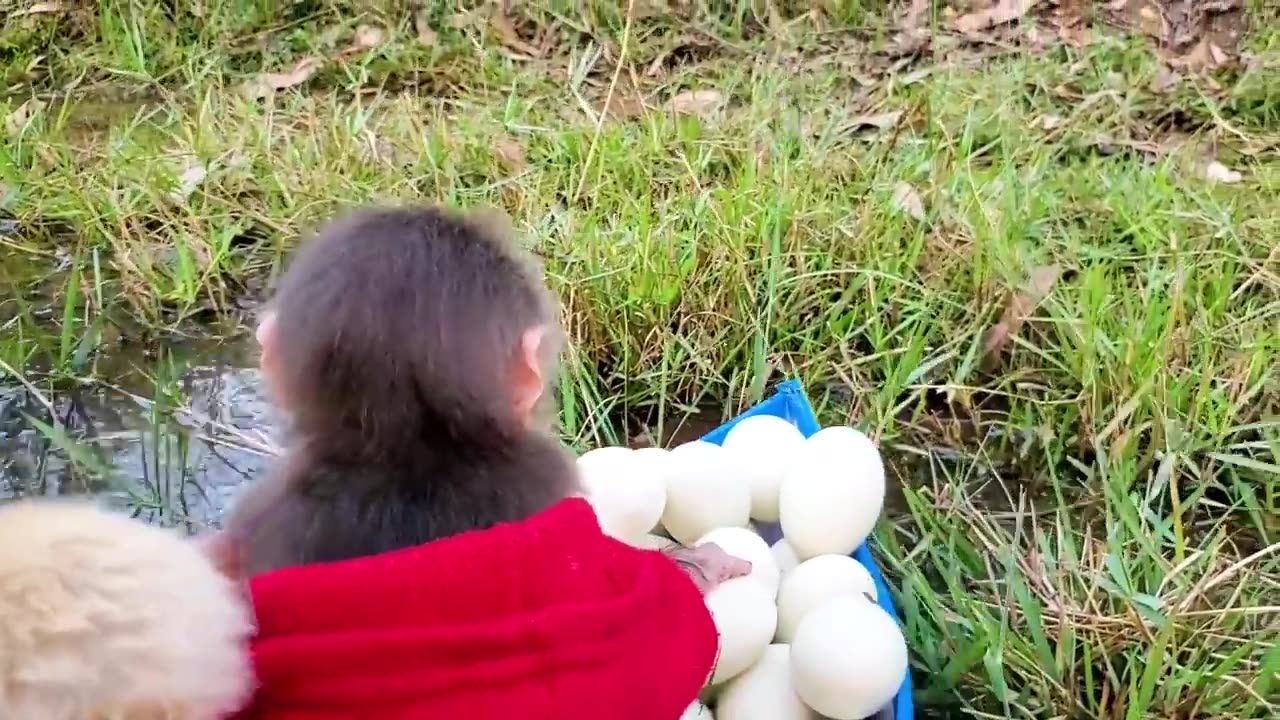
[700,379,914,720]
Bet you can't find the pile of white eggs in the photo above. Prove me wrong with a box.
[576,415,908,720]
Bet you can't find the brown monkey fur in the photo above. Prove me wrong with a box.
[0,499,255,720]
[225,205,580,576]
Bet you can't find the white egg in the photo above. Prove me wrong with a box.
[696,526,779,596]
[716,644,819,720]
[576,446,667,540]
[775,554,877,642]
[661,441,751,545]
[680,700,715,719]
[721,415,807,522]
[770,538,801,580]
[633,447,675,533]
[790,596,907,720]
[704,578,778,685]
[630,533,677,551]
[777,426,885,560]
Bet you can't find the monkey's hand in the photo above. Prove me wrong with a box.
[196,531,244,582]
[662,542,753,595]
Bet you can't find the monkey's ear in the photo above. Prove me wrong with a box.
[255,310,277,349]
[512,325,548,423]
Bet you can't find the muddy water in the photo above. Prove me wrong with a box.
[0,344,279,531]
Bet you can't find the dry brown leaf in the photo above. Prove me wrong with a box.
[414,9,439,47]
[490,12,540,57]
[5,98,46,134]
[343,25,386,55]
[981,264,1062,369]
[241,57,322,99]
[1204,161,1242,184]
[903,0,931,30]
[602,93,648,120]
[891,182,926,221]
[1150,65,1182,92]
[168,163,208,204]
[1037,114,1065,130]
[952,0,1040,34]
[845,110,903,131]
[1058,23,1094,46]
[16,2,64,15]
[670,89,724,116]
[1170,36,1232,72]
[1133,3,1166,37]
[493,135,526,172]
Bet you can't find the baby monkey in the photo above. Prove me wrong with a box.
[222,205,581,574]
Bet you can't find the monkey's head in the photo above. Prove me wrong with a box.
[256,205,561,458]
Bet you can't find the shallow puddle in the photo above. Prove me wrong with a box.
[0,346,279,531]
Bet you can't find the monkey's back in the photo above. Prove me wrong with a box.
[0,500,255,720]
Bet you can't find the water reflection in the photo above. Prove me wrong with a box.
[0,362,279,531]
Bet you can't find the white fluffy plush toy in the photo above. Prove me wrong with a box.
[0,499,256,720]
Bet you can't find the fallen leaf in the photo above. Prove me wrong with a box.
[1037,114,1065,130]
[168,163,208,204]
[1167,35,1231,72]
[601,93,648,120]
[5,98,46,134]
[891,182,926,221]
[414,9,439,47]
[1058,23,1094,47]
[903,0,930,30]
[1132,3,1166,37]
[981,264,1062,369]
[241,57,322,99]
[1209,42,1230,65]
[1052,0,1093,46]
[670,89,724,116]
[343,25,385,55]
[492,135,526,172]
[952,0,1040,34]
[1150,65,1182,92]
[844,110,903,131]
[490,11,540,56]
[1204,161,1242,184]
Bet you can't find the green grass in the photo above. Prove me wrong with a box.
[2,2,1278,718]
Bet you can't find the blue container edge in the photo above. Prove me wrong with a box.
[700,379,914,720]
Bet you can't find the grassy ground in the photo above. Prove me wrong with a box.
[3,1,1279,718]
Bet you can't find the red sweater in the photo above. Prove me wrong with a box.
[234,498,718,720]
